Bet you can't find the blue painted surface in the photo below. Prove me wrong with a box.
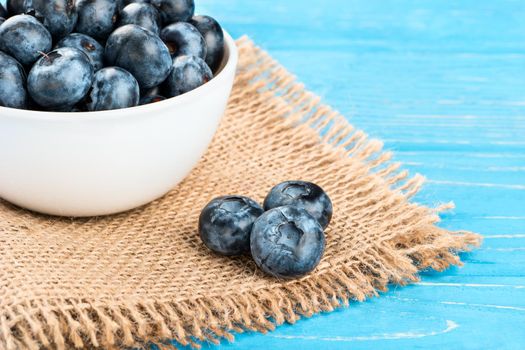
[194,0,525,349]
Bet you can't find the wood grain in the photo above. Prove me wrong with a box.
[195,0,525,348]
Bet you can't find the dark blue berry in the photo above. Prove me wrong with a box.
[29,0,78,41]
[49,104,81,112]
[28,47,94,109]
[117,0,150,13]
[86,67,140,111]
[55,33,104,71]
[199,196,264,256]
[105,24,172,89]
[264,181,333,229]
[189,15,224,73]
[140,85,166,104]
[0,51,28,109]
[251,206,326,279]
[119,3,161,35]
[141,85,161,97]
[139,95,166,105]
[0,15,52,67]
[150,0,194,24]
[163,55,212,97]
[160,22,206,60]
[6,0,26,16]
[67,102,89,112]
[76,0,118,42]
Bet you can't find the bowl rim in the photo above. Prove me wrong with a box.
[0,30,238,122]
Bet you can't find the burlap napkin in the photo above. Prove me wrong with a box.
[0,37,480,350]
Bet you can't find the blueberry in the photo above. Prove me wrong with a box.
[68,102,89,112]
[163,55,212,97]
[55,33,104,71]
[199,196,264,256]
[0,51,28,109]
[0,15,52,67]
[139,95,166,105]
[105,24,172,89]
[28,47,94,109]
[141,85,162,97]
[150,0,194,24]
[264,181,333,229]
[160,22,206,60]
[119,3,161,35]
[251,206,326,279]
[6,0,25,16]
[140,85,167,104]
[76,0,118,42]
[0,18,5,25]
[117,0,150,13]
[189,15,224,72]
[50,104,82,112]
[86,67,140,111]
[0,4,6,18]
[28,0,78,41]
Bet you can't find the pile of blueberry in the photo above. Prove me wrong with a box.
[0,0,224,112]
[199,181,333,279]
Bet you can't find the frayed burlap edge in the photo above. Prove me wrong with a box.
[0,37,481,350]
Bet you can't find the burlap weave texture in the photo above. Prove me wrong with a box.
[0,37,480,350]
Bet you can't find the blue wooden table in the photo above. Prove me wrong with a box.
[197,0,525,349]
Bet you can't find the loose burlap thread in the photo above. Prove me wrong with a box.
[0,37,480,350]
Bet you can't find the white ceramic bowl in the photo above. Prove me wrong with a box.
[0,31,238,217]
